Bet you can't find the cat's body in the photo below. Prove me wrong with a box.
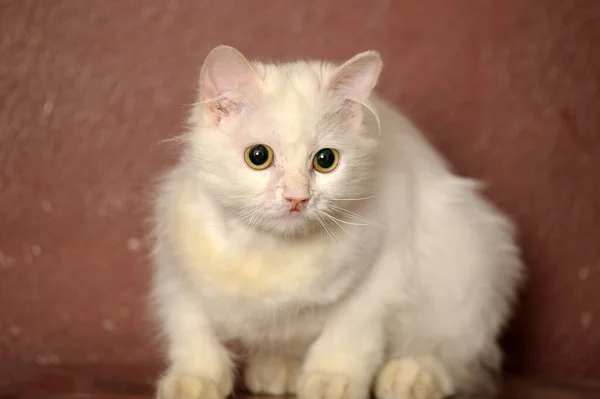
[151,46,523,399]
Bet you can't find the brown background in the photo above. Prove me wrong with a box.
[1,0,599,385]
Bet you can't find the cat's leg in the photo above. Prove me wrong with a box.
[296,299,386,399]
[374,346,501,399]
[374,313,502,399]
[296,249,407,399]
[374,355,455,399]
[297,316,384,399]
[244,353,302,395]
[155,290,233,399]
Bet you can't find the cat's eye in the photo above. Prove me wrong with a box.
[244,144,274,170]
[313,148,339,173]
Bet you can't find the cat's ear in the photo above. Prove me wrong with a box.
[328,50,382,102]
[199,45,262,125]
[327,51,382,128]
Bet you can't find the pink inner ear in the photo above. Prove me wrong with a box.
[326,52,382,129]
[208,99,230,125]
[342,98,364,128]
[199,46,262,126]
[206,97,245,125]
[328,51,382,103]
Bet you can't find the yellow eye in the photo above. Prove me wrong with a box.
[244,144,274,170]
[313,148,339,173]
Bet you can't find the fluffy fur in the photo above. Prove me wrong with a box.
[150,46,524,399]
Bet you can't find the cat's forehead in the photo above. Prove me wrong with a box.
[252,61,338,142]
[254,60,336,92]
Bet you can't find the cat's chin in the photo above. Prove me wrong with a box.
[260,212,317,237]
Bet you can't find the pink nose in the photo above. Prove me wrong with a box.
[284,195,310,211]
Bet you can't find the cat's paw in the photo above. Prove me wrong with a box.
[244,355,301,395]
[297,372,368,399]
[375,357,454,399]
[157,374,224,399]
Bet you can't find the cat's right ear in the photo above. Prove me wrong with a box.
[199,45,262,126]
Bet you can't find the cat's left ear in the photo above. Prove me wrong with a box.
[328,50,382,102]
[327,50,382,128]
[199,45,262,126]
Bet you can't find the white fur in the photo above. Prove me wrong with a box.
[150,46,524,399]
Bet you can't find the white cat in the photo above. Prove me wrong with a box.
[150,45,524,399]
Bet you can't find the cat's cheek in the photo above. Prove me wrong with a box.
[313,173,338,197]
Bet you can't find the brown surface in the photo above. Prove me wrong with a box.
[1,0,599,385]
[2,365,600,399]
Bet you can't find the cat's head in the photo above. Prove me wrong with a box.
[186,45,382,236]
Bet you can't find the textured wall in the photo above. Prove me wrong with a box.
[1,0,599,383]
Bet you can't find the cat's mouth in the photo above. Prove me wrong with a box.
[286,209,303,219]
[280,207,312,224]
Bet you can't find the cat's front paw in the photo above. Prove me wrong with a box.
[375,357,454,399]
[157,374,224,399]
[244,355,301,395]
[297,372,368,399]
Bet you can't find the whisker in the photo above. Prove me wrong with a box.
[321,211,356,241]
[226,208,256,224]
[226,194,261,199]
[318,212,343,245]
[329,205,383,228]
[247,210,258,234]
[155,135,186,147]
[321,210,367,227]
[247,209,263,236]
[328,205,365,219]
[316,214,339,244]
[329,195,376,202]
[203,206,257,226]
[315,216,330,240]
